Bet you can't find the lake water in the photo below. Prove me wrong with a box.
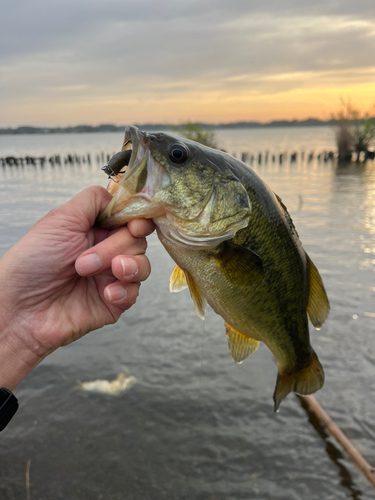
[1,127,375,500]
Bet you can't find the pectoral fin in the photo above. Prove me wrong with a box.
[305,253,330,329]
[225,323,259,363]
[213,242,263,286]
[169,265,188,293]
[185,271,206,320]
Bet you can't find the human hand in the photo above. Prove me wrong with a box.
[0,186,155,389]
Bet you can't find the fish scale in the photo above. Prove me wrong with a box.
[97,125,330,410]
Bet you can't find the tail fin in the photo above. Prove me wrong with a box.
[273,351,324,412]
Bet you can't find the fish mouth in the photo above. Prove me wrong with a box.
[97,126,251,250]
[96,126,168,227]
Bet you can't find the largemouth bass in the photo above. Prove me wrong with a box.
[97,126,330,410]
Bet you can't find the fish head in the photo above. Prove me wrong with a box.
[97,126,251,249]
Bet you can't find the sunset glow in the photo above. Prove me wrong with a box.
[1,1,375,127]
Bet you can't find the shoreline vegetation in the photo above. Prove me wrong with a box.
[333,102,375,162]
[2,118,375,135]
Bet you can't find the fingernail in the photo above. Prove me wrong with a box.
[120,257,138,277]
[107,284,127,302]
[76,254,102,275]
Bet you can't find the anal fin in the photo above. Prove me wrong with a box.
[169,265,188,293]
[225,323,259,364]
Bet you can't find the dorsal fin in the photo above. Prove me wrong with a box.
[305,253,330,329]
[274,193,299,238]
[169,265,188,293]
[185,270,206,320]
[225,323,259,363]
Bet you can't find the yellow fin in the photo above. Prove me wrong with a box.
[169,265,188,293]
[273,350,324,412]
[214,241,263,286]
[225,323,259,364]
[306,253,330,329]
[185,271,206,320]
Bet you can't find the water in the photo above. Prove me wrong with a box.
[0,127,375,499]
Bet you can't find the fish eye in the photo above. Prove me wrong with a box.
[168,144,188,164]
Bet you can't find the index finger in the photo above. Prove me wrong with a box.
[75,226,147,277]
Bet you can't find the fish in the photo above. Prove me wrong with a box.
[97,125,330,411]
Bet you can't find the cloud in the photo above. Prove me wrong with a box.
[1,0,375,125]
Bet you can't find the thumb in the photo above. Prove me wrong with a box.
[60,186,113,232]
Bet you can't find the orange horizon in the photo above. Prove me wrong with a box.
[2,72,375,129]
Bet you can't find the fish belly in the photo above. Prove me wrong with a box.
[157,230,312,374]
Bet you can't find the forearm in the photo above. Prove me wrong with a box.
[0,249,47,390]
[0,323,46,391]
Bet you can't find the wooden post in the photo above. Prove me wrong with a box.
[241,152,248,163]
[299,395,375,488]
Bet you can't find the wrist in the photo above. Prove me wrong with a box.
[0,319,47,391]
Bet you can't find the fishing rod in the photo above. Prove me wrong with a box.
[298,394,375,488]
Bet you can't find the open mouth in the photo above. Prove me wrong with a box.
[101,126,148,189]
[96,126,167,227]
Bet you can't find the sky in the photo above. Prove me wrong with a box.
[1,0,375,127]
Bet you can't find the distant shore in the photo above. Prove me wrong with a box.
[0,118,364,135]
